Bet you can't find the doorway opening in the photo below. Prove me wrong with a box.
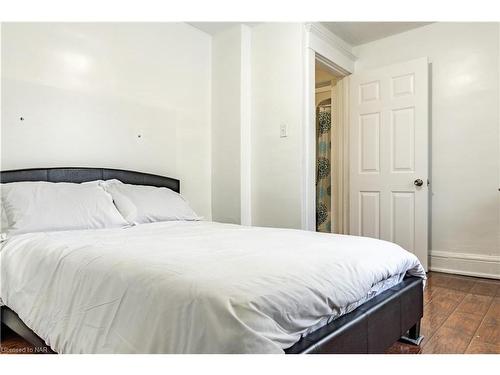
[314,56,349,234]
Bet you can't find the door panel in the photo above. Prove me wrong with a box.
[359,81,380,102]
[349,57,428,270]
[359,191,380,238]
[359,113,380,173]
[391,191,415,252]
[391,107,415,172]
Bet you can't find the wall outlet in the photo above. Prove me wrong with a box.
[280,123,288,138]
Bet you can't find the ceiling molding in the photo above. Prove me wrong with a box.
[305,22,357,62]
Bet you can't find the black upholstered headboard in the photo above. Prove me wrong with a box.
[0,167,180,193]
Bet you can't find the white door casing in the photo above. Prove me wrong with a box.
[349,57,429,270]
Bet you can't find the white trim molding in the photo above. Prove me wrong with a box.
[240,24,252,226]
[430,250,500,280]
[301,45,317,231]
[305,23,356,74]
[333,77,350,234]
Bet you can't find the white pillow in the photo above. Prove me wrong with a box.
[101,180,200,224]
[1,181,128,237]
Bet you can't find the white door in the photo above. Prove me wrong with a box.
[349,57,429,270]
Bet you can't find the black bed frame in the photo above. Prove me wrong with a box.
[0,167,424,354]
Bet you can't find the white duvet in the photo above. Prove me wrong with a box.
[0,221,425,353]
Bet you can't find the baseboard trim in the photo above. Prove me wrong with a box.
[429,250,500,280]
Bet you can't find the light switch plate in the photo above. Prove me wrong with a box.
[280,123,287,138]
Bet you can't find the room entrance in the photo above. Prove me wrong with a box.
[314,57,349,234]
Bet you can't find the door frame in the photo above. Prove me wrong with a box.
[302,23,355,232]
[332,77,350,234]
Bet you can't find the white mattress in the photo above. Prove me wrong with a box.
[0,221,425,353]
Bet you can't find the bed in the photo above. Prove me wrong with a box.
[0,167,425,354]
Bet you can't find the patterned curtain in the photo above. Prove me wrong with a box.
[316,101,332,232]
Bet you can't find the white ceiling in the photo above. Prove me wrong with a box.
[188,22,260,35]
[321,22,433,46]
[188,22,433,45]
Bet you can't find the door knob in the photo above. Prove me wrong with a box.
[414,179,424,187]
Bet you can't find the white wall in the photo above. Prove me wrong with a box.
[1,22,212,218]
[353,22,500,277]
[251,23,304,228]
[211,25,242,223]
